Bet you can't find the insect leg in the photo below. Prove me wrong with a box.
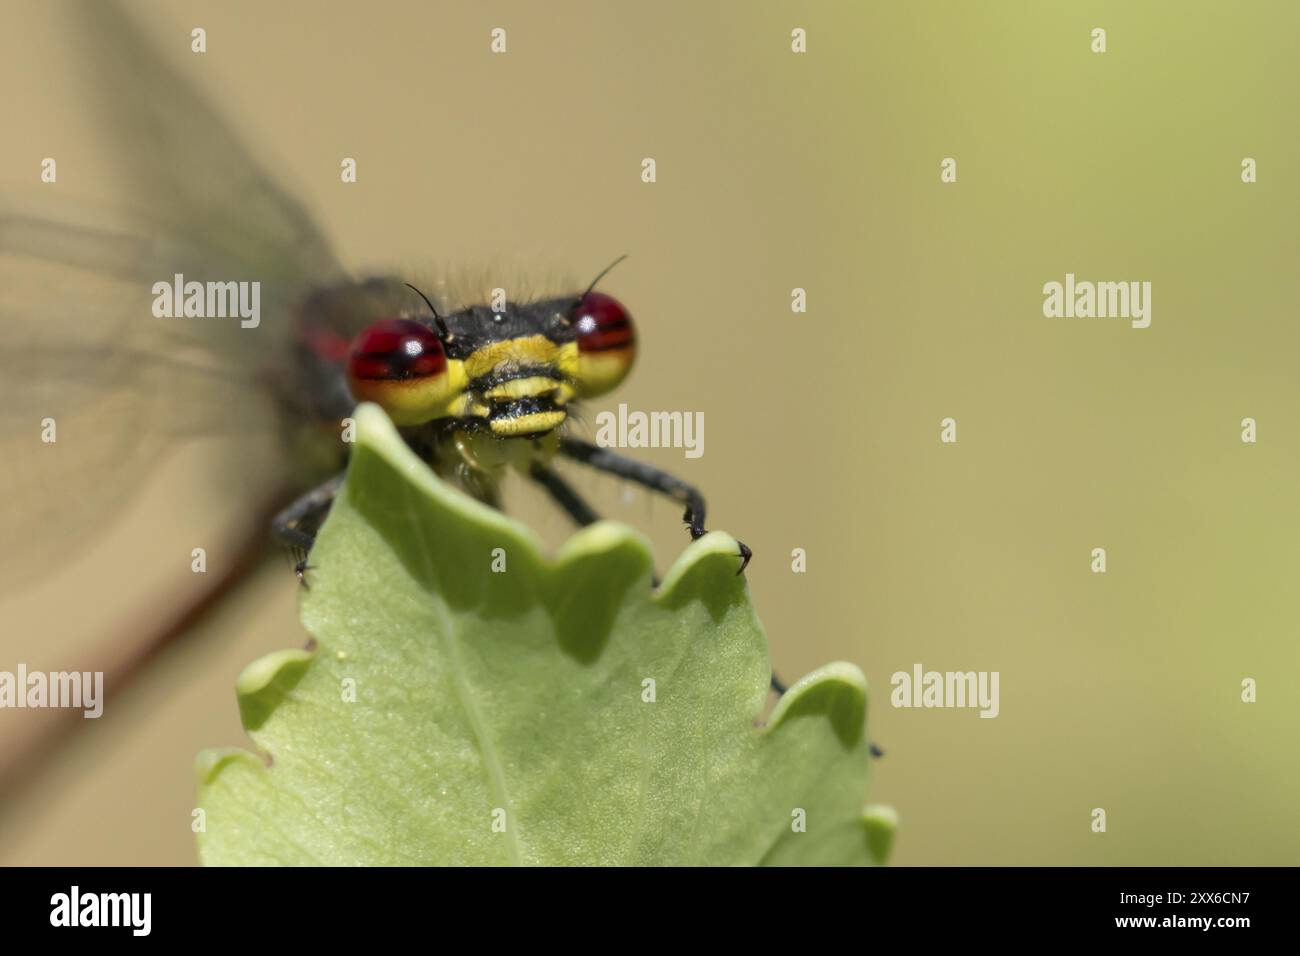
[272,472,346,585]
[558,437,752,573]
[527,462,600,527]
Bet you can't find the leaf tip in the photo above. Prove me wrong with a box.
[653,530,750,612]
[235,648,314,732]
[553,519,652,568]
[351,400,399,449]
[194,746,263,786]
[345,401,545,561]
[861,804,899,864]
[767,661,869,747]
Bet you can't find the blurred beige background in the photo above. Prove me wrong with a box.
[1,0,1298,865]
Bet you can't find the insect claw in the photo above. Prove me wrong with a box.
[736,540,752,574]
[294,559,315,590]
[869,742,885,759]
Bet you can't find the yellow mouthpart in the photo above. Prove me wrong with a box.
[483,376,561,401]
[488,410,567,436]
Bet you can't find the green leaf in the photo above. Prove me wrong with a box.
[195,403,894,865]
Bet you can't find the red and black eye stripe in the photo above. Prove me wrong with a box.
[573,292,635,353]
[347,318,446,381]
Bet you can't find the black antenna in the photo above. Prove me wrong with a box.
[575,254,629,307]
[404,283,452,339]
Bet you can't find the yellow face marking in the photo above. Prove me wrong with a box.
[463,336,566,379]
[483,376,561,401]
[387,337,583,428]
[488,410,567,436]
[554,342,580,381]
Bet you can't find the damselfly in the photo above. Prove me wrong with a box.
[0,1,753,703]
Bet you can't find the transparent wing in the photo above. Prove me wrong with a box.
[0,0,350,587]
[68,0,344,309]
[0,211,295,588]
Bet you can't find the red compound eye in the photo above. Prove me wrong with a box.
[346,319,452,424]
[573,292,635,354]
[570,292,636,397]
[347,318,446,381]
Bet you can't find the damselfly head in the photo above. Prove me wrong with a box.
[345,283,636,437]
